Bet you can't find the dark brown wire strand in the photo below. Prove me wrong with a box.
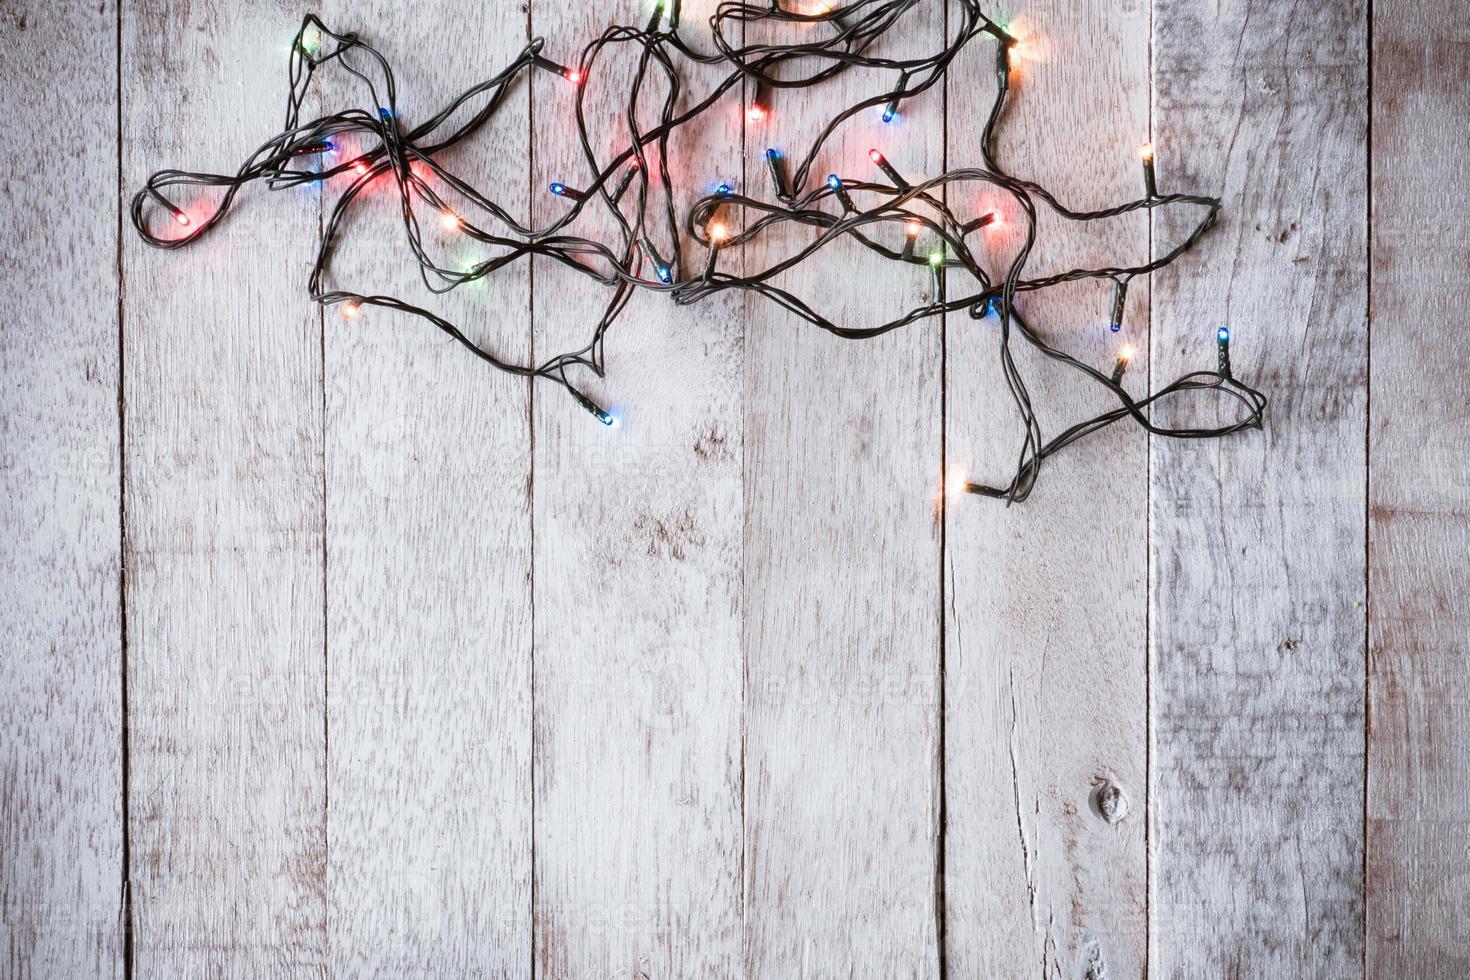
[129,0,1265,505]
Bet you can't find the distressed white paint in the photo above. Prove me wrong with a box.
[121,2,328,974]
[1368,0,1470,974]
[7,0,1462,975]
[528,1,745,975]
[316,0,535,974]
[945,1,1150,976]
[1,3,123,977]
[1149,0,1368,974]
[740,6,944,975]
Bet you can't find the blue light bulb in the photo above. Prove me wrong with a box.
[1217,326,1230,343]
[765,147,781,161]
[716,182,732,195]
[882,107,896,123]
[656,265,671,283]
[549,182,567,196]
[827,173,841,189]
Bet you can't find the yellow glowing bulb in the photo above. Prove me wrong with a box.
[341,301,361,320]
[440,211,461,231]
[1120,343,1136,361]
[945,466,968,498]
[709,222,728,242]
[905,220,921,238]
[1138,141,1154,162]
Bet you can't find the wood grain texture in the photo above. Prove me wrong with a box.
[1367,0,1470,973]
[944,2,1150,976]
[529,1,746,975]
[0,3,123,977]
[315,1,535,974]
[1149,0,1368,974]
[740,6,943,975]
[121,2,327,973]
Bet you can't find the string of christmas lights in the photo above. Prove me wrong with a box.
[130,0,1266,504]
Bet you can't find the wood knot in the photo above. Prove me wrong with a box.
[1092,780,1127,824]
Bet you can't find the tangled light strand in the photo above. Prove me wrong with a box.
[131,0,1266,504]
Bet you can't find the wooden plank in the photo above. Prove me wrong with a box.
[740,6,943,975]
[1367,0,1470,974]
[1149,0,1367,974]
[314,0,534,973]
[120,3,327,972]
[943,1,1150,976]
[528,0,745,975]
[0,2,123,977]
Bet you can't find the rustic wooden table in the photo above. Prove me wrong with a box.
[3,0,1466,976]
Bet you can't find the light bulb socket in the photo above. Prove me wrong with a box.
[611,165,639,203]
[532,55,571,78]
[640,237,673,283]
[1217,328,1233,379]
[749,80,770,121]
[290,138,334,157]
[984,21,1018,46]
[868,150,907,190]
[962,211,997,234]
[570,388,616,426]
[146,186,188,226]
[765,148,790,199]
[883,71,910,123]
[826,174,854,211]
[1142,157,1157,198]
[1110,280,1128,333]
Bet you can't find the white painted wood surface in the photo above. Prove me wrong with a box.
[315,0,535,974]
[945,2,1150,976]
[1150,0,1368,974]
[1,4,123,978]
[1368,0,1470,975]
[121,2,328,974]
[528,0,744,976]
[739,5,943,976]
[5,0,1468,977]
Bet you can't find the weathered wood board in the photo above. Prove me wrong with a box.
[528,0,745,976]
[945,1,1151,975]
[740,4,944,974]
[121,2,328,973]
[1,3,123,977]
[1368,0,1470,974]
[314,0,536,974]
[5,0,1465,975]
[1150,0,1368,974]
